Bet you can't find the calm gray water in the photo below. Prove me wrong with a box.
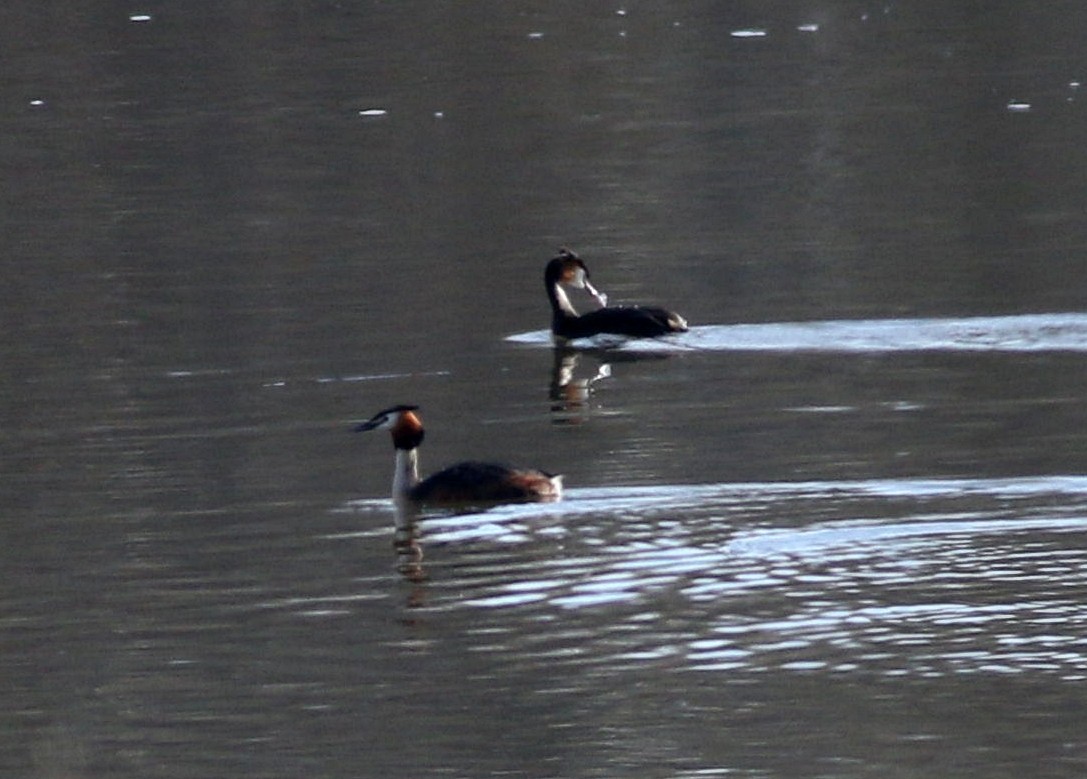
[5,2,1087,777]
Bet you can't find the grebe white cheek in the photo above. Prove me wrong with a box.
[563,264,608,307]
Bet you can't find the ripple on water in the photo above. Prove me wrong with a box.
[506,312,1087,353]
[348,475,1087,679]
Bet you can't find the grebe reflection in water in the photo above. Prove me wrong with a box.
[549,349,611,424]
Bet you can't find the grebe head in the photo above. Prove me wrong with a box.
[546,248,608,307]
[355,404,425,450]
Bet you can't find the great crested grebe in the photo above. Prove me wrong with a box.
[545,248,689,343]
[355,405,563,505]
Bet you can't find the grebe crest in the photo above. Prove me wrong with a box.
[355,405,563,506]
[545,247,688,344]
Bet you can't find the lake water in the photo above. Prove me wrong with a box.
[4,2,1087,777]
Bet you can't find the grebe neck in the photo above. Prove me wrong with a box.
[393,448,420,501]
[547,279,579,318]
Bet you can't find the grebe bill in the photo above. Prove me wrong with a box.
[545,248,688,343]
[355,405,563,505]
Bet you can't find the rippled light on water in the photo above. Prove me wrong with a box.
[507,313,1087,353]
[333,473,1087,680]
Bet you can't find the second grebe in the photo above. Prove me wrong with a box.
[355,405,563,505]
[545,248,689,343]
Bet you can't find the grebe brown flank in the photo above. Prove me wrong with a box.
[545,248,689,343]
[354,405,563,505]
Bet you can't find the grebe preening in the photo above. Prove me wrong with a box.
[545,248,689,343]
[355,405,563,505]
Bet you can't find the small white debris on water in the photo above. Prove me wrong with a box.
[358,109,387,117]
[130,14,151,22]
[30,99,45,106]
[527,32,544,39]
[616,9,627,15]
[797,23,819,32]
[433,111,444,118]
[1006,101,1031,113]
[1070,81,1081,89]
[731,29,767,38]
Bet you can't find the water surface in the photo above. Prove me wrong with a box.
[4,2,1087,777]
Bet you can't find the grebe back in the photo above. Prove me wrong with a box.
[545,248,688,343]
[355,405,562,505]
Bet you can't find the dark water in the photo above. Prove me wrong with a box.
[5,2,1087,777]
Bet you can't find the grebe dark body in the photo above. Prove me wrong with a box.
[355,405,562,505]
[545,248,688,343]
[553,304,688,341]
[408,461,560,503]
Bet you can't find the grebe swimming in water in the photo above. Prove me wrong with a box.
[545,248,688,343]
[355,405,563,505]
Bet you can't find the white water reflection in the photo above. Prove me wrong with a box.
[341,474,1087,533]
[507,312,1087,353]
[339,475,1087,679]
